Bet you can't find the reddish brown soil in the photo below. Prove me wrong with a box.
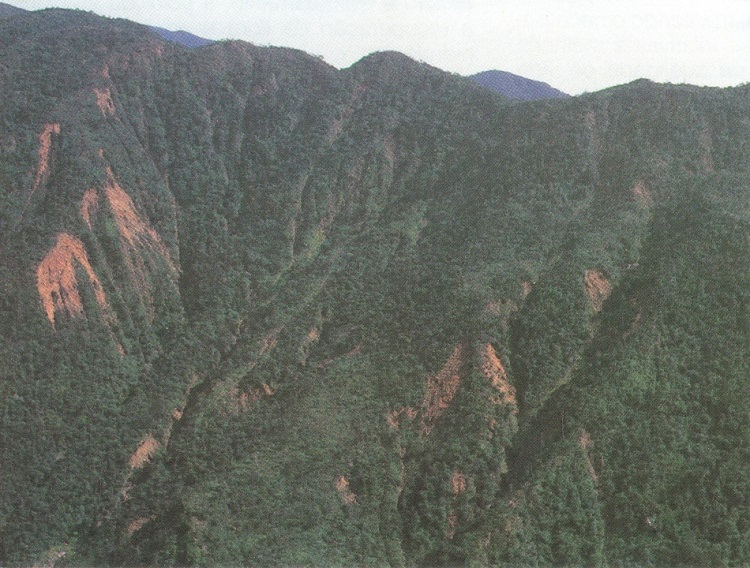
[37,233,109,326]
[631,180,653,208]
[451,471,467,496]
[126,516,155,535]
[94,87,115,116]
[219,380,276,415]
[481,344,517,408]
[101,167,177,317]
[80,188,99,229]
[421,344,467,434]
[387,406,418,430]
[335,475,357,505]
[30,123,60,198]
[522,280,533,299]
[584,269,612,312]
[129,434,158,469]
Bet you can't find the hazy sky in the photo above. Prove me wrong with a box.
[9,0,750,94]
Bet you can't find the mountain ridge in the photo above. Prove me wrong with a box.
[2,6,750,567]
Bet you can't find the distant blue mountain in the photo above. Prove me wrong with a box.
[469,70,569,100]
[149,26,214,48]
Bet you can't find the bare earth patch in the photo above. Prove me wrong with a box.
[30,123,60,199]
[127,516,155,535]
[584,269,612,312]
[481,343,517,408]
[80,188,99,229]
[94,87,115,116]
[129,434,159,469]
[421,344,467,434]
[579,429,598,484]
[335,475,357,505]
[631,180,653,208]
[37,233,109,326]
[451,471,467,496]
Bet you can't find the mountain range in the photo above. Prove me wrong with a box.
[2,4,750,568]
[0,2,569,101]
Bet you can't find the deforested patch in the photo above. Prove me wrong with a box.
[126,516,155,535]
[30,123,60,199]
[421,343,467,434]
[631,180,653,208]
[584,269,612,312]
[37,233,109,326]
[579,429,598,485]
[335,475,357,505]
[103,168,168,256]
[80,188,99,229]
[94,87,115,116]
[217,381,276,415]
[129,434,159,469]
[522,280,533,299]
[451,471,467,496]
[481,344,517,408]
[387,406,418,430]
[101,167,177,316]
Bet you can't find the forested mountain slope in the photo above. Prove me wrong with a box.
[3,8,750,567]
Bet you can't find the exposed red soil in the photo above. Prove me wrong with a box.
[37,233,109,326]
[485,298,507,316]
[220,380,276,415]
[335,475,357,505]
[126,515,155,535]
[584,269,612,312]
[521,280,533,299]
[104,168,166,253]
[451,471,467,496]
[258,327,282,359]
[387,406,418,430]
[481,344,517,408]
[631,180,653,208]
[129,434,159,469]
[94,87,115,116]
[239,383,275,410]
[421,344,467,435]
[99,167,177,317]
[80,188,99,229]
[30,123,60,199]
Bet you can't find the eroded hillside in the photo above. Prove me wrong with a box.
[3,8,750,567]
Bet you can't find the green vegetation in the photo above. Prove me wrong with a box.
[3,7,750,567]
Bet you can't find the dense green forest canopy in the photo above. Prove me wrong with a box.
[3,7,750,567]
